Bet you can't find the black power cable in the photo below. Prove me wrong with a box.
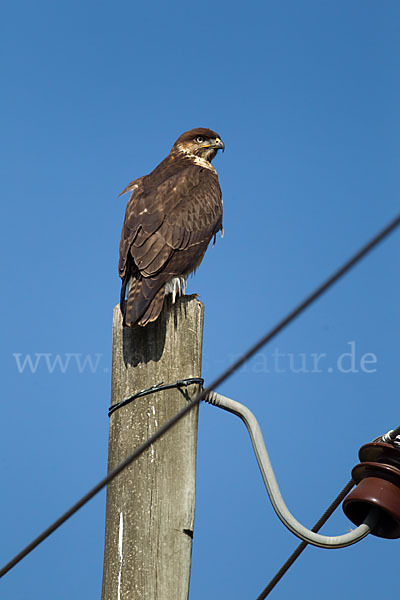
[0,213,399,579]
[108,377,204,416]
[256,424,400,598]
[255,480,354,599]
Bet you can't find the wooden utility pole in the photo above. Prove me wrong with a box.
[101,295,204,600]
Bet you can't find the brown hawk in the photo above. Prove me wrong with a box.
[119,128,224,327]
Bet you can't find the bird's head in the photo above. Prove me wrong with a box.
[172,128,225,163]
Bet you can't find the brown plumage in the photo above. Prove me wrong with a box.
[119,127,224,327]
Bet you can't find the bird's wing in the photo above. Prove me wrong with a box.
[119,164,223,280]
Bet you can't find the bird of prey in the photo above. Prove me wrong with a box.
[119,127,225,327]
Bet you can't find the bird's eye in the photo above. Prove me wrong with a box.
[196,136,204,144]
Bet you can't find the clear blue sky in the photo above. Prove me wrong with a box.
[1,1,399,598]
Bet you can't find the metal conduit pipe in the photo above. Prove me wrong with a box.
[205,391,378,549]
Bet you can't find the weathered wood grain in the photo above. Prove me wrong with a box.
[101,295,204,600]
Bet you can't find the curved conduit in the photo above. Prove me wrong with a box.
[205,391,378,549]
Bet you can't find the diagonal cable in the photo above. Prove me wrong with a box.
[256,422,400,598]
[255,480,354,599]
[0,213,399,579]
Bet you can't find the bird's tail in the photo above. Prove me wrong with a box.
[122,274,166,327]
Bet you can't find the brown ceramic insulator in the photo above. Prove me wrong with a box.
[352,461,400,487]
[358,442,400,470]
[343,476,400,539]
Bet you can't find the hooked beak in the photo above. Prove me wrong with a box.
[213,137,225,152]
[202,137,225,152]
